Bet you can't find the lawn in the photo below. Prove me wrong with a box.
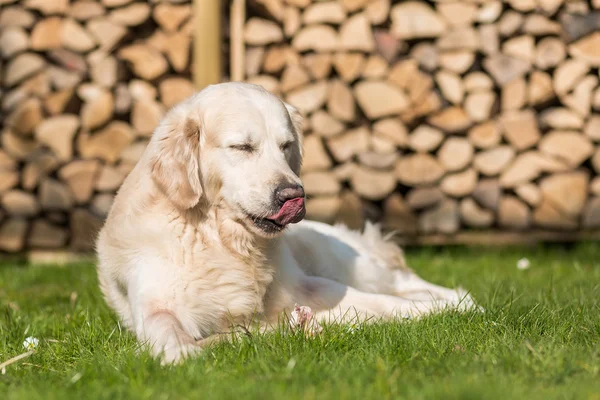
[1,243,599,400]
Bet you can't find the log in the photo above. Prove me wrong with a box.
[390,2,446,39]
[538,131,594,167]
[535,37,566,69]
[350,166,396,200]
[109,3,151,26]
[553,59,589,96]
[500,109,540,150]
[61,19,96,53]
[58,160,100,204]
[292,25,338,52]
[502,35,535,63]
[500,151,568,188]
[460,197,494,228]
[464,91,496,122]
[153,3,191,32]
[90,55,117,88]
[515,183,542,206]
[326,126,369,162]
[501,78,526,111]
[70,1,105,21]
[353,80,408,119]
[479,24,499,55]
[406,187,443,210]
[245,46,264,77]
[34,115,79,161]
[438,51,475,74]
[483,54,530,86]
[4,53,45,87]
[302,53,332,79]
[365,0,390,25]
[159,78,195,108]
[327,79,355,121]
[440,168,478,197]
[473,146,516,176]
[285,81,328,114]
[427,106,472,133]
[498,196,530,230]
[0,7,35,28]
[78,85,114,130]
[498,10,523,36]
[302,172,341,196]
[310,110,345,137]
[25,0,68,15]
[119,44,169,80]
[539,108,584,130]
[528,70,554,105]
[373,118,408,147]
[435,70,464,105]
[0,26,28,58]
[362,55,388,79]
[408,125,443,152]
[464,72,493,92]
[302,136,332,171]
[283,6,300,38]
[562,75,597,116]
[383,194,419,234]
[438,2,476,27]
[86,18,127,52]
[132,100,165,136]
[31,17,62,51]
[339,13,375,51]
[77,122,135,164]
[165,31,191,72]
[333,53,365,82]
[411,43,439,71]
[395,153,444,186]
[569,32,600,66]
[303,1,346,24]
[438,137,474,172]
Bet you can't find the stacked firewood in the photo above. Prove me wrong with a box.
[0,0,195,252]
[243,0,600,238]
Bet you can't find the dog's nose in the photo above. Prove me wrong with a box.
[275,183,304,204]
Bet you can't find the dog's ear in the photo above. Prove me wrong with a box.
[149,115,203,209]
[284,102,304,175]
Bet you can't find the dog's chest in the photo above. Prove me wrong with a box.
[180,249,274,334]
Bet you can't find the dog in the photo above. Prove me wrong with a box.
[96,82,478,364]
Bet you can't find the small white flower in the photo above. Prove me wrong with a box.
[347,326,356,334]
[23,336,39,351]
[517,258,530,270]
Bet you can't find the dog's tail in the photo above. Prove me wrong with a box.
[359,221,411,272]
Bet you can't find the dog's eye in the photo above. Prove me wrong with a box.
[281,142,293,151]
[230,144,254,153]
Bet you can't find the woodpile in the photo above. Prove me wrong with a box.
[0,0,196,252]
[3,1,600,253]
[243,0,600,238]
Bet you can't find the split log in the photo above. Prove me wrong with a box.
[438,137,474,172]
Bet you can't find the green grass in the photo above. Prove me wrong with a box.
[1,244,600,400]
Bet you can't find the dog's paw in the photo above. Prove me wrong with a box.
[159,342,201,366]
[290,304,323,337]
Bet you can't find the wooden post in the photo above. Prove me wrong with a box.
[230,0,246,81]
[193,0,222,89]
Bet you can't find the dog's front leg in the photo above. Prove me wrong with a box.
[139,310,200,365]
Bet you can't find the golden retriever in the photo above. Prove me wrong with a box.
[96,82,478,364]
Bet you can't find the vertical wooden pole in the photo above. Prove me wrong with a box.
[193,0,222,90]
[230,0,246,82]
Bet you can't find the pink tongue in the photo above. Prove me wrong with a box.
[267,198,306,226]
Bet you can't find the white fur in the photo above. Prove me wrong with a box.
[96,82,479,364]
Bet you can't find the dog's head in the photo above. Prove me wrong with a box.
[148,82,306,237]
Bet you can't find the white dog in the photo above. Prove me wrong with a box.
[96,82,478,364]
